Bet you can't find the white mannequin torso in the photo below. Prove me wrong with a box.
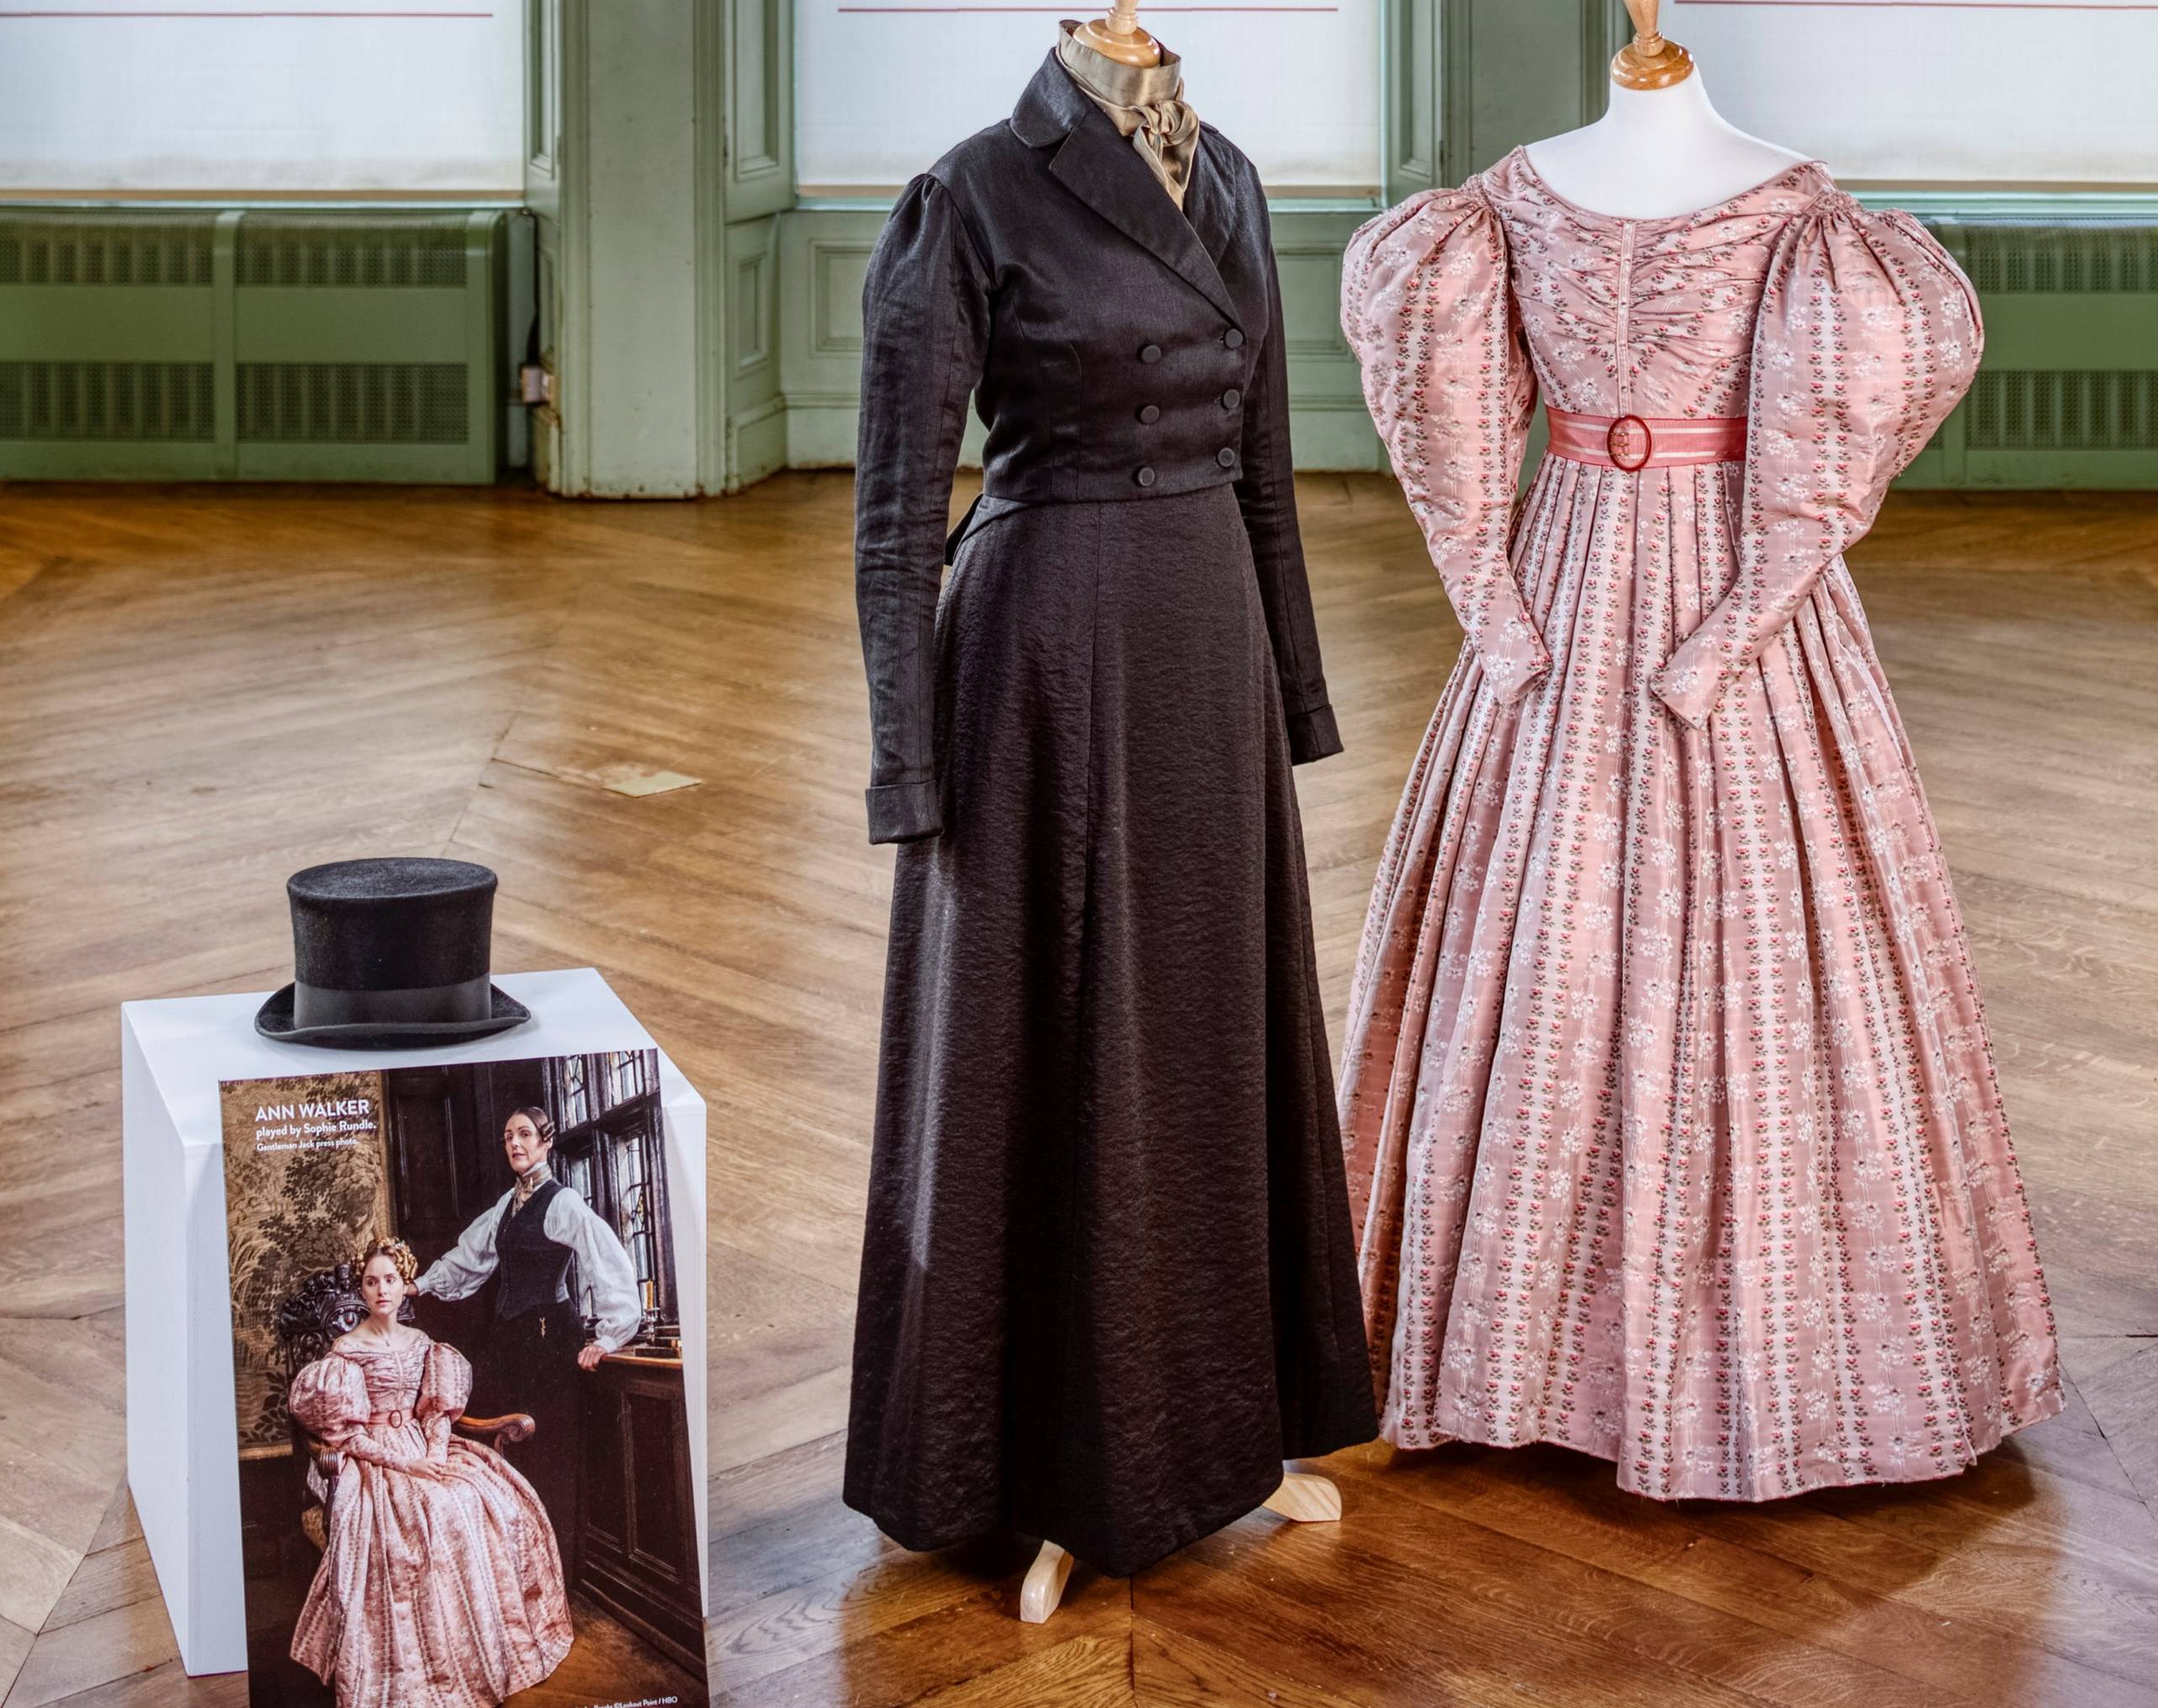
[1522,74,1809,220]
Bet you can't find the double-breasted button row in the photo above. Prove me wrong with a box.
[1129,329,1244,484]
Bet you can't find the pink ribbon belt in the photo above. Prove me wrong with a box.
[369,1409,408,1429]
[1546,407,1747,470]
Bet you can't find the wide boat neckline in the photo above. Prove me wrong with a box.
[1508,146,1827,227]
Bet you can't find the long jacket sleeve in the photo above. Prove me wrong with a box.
[854,174,994,843]
[1652,194,1982,727]
[1236,194,1341,762]
[1341,187,1549,703]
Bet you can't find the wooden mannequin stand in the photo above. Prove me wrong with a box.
[1018,1472,1343,1623]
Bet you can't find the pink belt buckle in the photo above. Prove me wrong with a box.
[1606,414,1652,471]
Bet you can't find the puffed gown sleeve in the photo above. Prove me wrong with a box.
[1236,191,1342,764]
[289,1354,414,1477]
[289,1355,368,1444]
[1340,186,1549,703]
[416,1341,472,1456]
[854,172,994,844]
[1652,194,1983,728]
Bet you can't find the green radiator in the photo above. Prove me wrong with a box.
[0,207,508,483]
[2,204,2150,490]
[1902,218,2158,491]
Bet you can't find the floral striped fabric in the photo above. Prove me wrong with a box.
[1335,149,2061,1500]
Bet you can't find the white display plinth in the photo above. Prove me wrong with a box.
[120,966,708,1677]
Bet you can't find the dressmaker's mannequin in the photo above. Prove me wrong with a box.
[1013,0,1349,1620]
[1524,0,1806,219]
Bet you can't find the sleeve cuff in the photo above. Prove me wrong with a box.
[1473,632,1551,707]
[1286,703,1344,766]
[866,779,942,844]
[1650,654,1716,730]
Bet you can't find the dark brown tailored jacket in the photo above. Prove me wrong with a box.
[853,50,1342,844]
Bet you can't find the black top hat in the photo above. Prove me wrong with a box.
[254,857,533,1048]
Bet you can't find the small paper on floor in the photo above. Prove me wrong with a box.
[583,764,703,797]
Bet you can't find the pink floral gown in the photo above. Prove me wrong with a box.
[1334,147,2061,1500]
[289,1334,573,1707]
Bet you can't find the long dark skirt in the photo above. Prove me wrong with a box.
[844,485,1376,1580]
[474,1299,583,1583]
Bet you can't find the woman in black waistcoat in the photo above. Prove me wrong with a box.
[847,31,1375,1582]
[415,1106,641,1584]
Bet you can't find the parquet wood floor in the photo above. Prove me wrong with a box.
[1,474,2154,1706]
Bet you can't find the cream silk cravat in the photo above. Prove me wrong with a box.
[1056,19,1200,209]
[511,1161,553,1214]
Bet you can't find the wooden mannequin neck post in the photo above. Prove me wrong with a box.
[1073,0,1162,67]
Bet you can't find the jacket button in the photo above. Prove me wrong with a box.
[1137,404,1161,424]
[1136,465,1157,487]
[1217,447,1238,469]
[1222,389,1241,410]
[1222,327,1244,349]
[1138,342,1163,363]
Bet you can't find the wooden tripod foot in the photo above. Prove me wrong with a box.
[1018,1540,1074,1624]
[1261,1471,1341,1523]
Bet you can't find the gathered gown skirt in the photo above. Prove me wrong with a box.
[1339,454,2063,1502]
[845,485,1376,1578]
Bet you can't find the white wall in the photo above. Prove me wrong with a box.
[795,1,1381,194]
[0,1,523,194]
[1674,0,2158,185]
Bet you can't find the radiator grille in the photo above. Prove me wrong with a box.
[236,362,469,443]
[236,216,471,289]
[0,360,215,440]
[1959,224,2158,295]
[1966,369,2158,452]
[0,215,215,287]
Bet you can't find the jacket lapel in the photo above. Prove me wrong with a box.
[1010,52,1241,327]
[1179,130,1239,280]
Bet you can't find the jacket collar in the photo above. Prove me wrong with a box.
[1009,50,1240,326]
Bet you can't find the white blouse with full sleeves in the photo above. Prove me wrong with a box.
[416,1183,644,1354]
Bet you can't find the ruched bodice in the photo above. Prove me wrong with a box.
[1487,150,1828,419]
[344,1338,425,1414]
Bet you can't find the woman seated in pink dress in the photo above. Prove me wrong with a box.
[287,1239,574,1708]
